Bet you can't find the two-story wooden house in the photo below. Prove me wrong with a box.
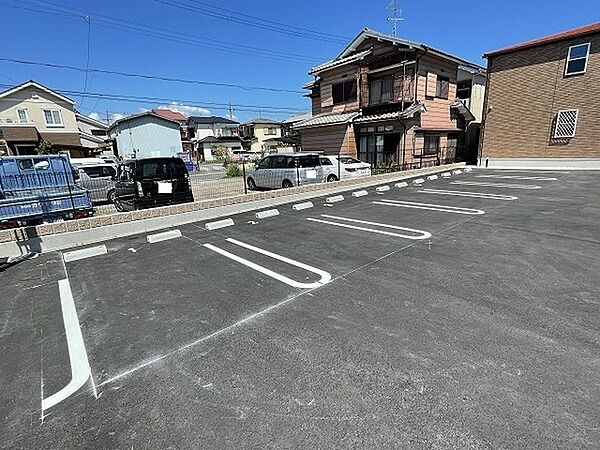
[295,28,485,168]
[0,80,85,157]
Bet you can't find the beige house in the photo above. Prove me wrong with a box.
[76,112,108,151]
[0,80,85,156]
[240,118,282,153]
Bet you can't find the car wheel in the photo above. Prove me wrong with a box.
[114,199,125,212]
[107,189,116,203]
[327,174,339,182]
[247,177,257,190]
[282,179,294,189]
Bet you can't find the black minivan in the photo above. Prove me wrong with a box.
[114,157,194,211]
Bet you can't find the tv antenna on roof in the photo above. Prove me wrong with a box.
[387,0,404,37]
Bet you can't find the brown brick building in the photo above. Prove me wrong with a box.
[480,22,600,168]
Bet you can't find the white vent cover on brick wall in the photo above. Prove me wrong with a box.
[554,109,579,138]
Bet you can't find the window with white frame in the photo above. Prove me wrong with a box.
[17,108,29,123]
[43,109,63,126]
[554,109,579,138]
[565,43,590,76]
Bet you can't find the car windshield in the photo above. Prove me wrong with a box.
[136,159,187,179]
[338,157,363,164]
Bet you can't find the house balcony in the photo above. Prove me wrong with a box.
[365,74,415,108]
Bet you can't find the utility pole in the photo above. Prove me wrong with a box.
[387,0,403,37]
[228,103,234,120]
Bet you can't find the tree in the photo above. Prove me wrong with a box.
[36,140,55,155]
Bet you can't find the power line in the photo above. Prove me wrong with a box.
[0,57,305,94]
[0,83,307,114]
[153,0,349,43]
[79,16,92,108]
[1,0,327,64]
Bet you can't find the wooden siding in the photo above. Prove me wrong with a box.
[416,54,459,130]
[481,32,600,158]
[300,124,356,155]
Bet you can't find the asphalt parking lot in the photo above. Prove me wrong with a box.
[2,168,599,449]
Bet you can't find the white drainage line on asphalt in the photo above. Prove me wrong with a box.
[451,181,541,190]
[373,199,485,215]
[255,209,280,219]
[441,172,452,178]
[292,201,314,211]
[147,229,182,243]
[427,175,439,180]
[475,174,558,181]
[306,215,432,240]
[62,245,107,262]
[352,190,368,197]
[203,238,331,289]
[205,218,235,230]
[42,278,93,413]
[326,195,345,203]
[376,185,391,192]
[418,189,518,201]
[395,181,408,188]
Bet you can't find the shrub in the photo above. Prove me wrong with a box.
[226,163,242,177]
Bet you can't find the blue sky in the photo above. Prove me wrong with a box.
[0,0,597,123]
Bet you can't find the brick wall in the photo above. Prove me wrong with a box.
[481,33,600,158]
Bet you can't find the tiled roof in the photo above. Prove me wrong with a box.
[152,109,187,122]
[188,116,239,125]
[308,49,373,75]
[354,103,427,123]
[40,132,83,147]
[485,22,600,57]
[244,118,281,125]
[293,112,359,129]
[282,112,312,124]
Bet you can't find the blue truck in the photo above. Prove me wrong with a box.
[0,155,94,229]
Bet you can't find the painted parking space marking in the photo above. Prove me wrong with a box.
[451,181,541,189]
[42,278,93,412]
[419,188,518,201]
[63,245,107,263]
[306,214,431,240]
[373,199,485,215]
[203,238,331,289]
[475,174,558,181]
[147,229,182,243]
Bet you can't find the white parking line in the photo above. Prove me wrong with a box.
[451,181,541,189]
[42,278,92,412]
[63,245,107,263]
[203,238,331,289]
[307,215,431,240]
[147,229,182,243]
[418,188,518,201]
[475,174,558,181]
[373,199,485,215]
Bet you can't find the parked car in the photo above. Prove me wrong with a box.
[231,150,260,162]
[71,159,117,204]
[0,155,93,228]
[113,157,194,211]
[246,153,324,190]
[319,155,371,182]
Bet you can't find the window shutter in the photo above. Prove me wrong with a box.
[554,109,579,138]
[426,72,437,97]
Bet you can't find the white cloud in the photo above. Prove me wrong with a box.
[158,102,212,117]
[88,112,101,121]
[111,113,126,123]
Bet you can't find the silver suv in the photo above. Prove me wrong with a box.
[75,163,117,203]
[246,153,324,190]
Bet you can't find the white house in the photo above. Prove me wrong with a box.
[187,115,241,161]
[107,112,183,159]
